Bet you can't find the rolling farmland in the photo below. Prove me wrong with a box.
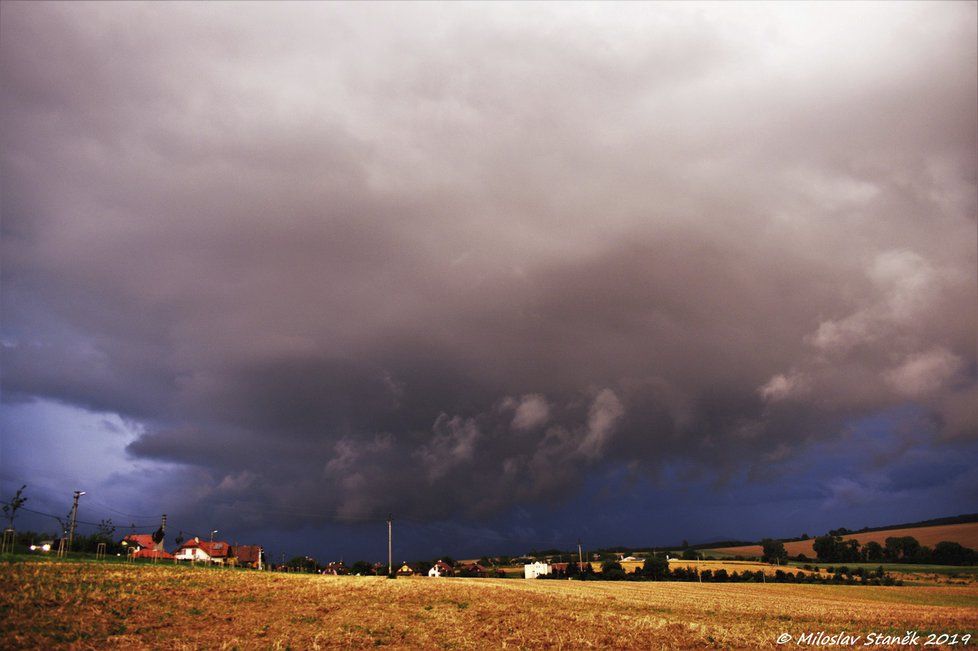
[2,560,976,649]
[706,522,978,559]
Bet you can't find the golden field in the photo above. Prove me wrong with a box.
[2,560,977,649]
[589,560,815,576]
[707,522,978,559]
[665,559,817,576]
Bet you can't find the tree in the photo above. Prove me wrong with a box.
[642,554,670,580]
[885,536,920,562]
[2,485,27,530]
[564,560,580,578]
[863,541,884,562]
[681,547,699,560]
[813,535,860,563]
[932,542,978,566]
[350,560,373,575]
[601,560,625,580]
[96,519,115,540]
[761,539,787,564]
[287,556,318,573]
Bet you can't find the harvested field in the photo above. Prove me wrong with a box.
[2,560,976,649]
[707,522,978,559]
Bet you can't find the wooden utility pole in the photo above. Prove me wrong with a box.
[67,491,85,552]
[387,514,393,576]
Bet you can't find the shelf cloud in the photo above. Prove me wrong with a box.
[2,2,975,534]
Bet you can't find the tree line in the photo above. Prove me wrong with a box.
[755,534,977,565]
[533,556,900,585]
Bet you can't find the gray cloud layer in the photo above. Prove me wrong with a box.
[2,2,975,527]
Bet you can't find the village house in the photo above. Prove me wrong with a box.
[229,545,264,570]
[174,537,230,564]
[550,562,593,576]
[458,562,488,577]
[122,532,174,560]
[524,561,551,579]
[428,560,454,577]
[396,563,415,576]
[121,533,158,552]
[322,561,349,575]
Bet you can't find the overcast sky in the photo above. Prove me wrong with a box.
[2,1,976,562]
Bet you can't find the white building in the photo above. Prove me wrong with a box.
[428,560,453,577]
[524,561,551,579]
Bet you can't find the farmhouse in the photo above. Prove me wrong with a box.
[428,560,454,577]
[174,537,231,564]
[524,561,551,579]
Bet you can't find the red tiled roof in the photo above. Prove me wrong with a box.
[232,545,262,563]
[199,541,229,558]
[123,534,157,549]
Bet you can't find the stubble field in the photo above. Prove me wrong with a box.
[1,560,976,649]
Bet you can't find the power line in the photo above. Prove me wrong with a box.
[0,500,157,529]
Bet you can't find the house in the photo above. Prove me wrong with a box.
[122,532,172,559]
[458,562,488,577]
[396,563,415,576]
[122,533,162,553]
[322,561,348,575]
[524,561,551,579]
[174,537,230,564]
[133,547,175,560]
[230,545,264,570]
[428,560,454,577]
[550,562,592,576]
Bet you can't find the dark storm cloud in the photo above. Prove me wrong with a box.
[2,2,975,529]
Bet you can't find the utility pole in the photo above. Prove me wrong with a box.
[387,514,393,576]
[67,490,85,552]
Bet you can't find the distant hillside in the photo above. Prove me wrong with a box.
[830,513,978,536]
[707,522,978,559]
